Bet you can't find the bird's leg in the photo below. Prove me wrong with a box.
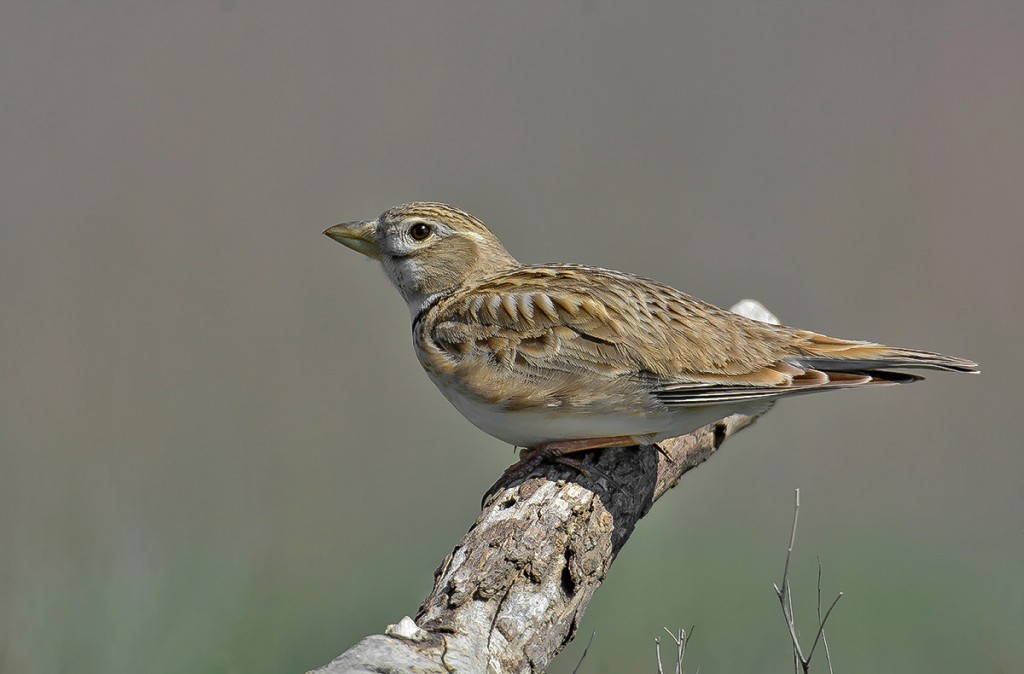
[483,436,636,506]
[515,435,638,475]
[520,435,640,458]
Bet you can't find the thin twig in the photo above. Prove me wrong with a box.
[657,626,693,674]
[571,630,597,674]
[807,592,843,662]
[774,489,806,669]
[773,491,844,673]
[822,621,836,674]
[816,558,827,672]
[813,556,838,674]
[816,558,823,633]
[680,625,693,674]
[665,627,683,674]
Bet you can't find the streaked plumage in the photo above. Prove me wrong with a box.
[325,202,976,450]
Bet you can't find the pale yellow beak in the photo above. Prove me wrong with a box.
[323,220,381,260]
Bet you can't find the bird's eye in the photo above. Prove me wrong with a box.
[409,223,432,241]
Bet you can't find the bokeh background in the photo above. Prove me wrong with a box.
[2,2,1021,672]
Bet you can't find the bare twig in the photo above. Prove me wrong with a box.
[818,558,836,674]
[570,630,597,674]
[656,626,693,674]
[773,490,844,673]
[815,559,836,674]
[808,591,843,663]
[774,489,806,669]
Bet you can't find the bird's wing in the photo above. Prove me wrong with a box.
[426,265,975,407]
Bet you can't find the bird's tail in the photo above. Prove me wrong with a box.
[792,331,978,374]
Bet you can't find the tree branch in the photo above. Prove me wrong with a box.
[310,413,763,674]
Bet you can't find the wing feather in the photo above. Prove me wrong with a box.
[425,264,974,408]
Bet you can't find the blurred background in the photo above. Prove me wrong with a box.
[1,2,1021,672]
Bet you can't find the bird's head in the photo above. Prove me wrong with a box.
[325,202,519,312]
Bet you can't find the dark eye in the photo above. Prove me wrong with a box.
[409,222,432,241]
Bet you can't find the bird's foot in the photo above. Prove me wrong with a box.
[482,435,635,507]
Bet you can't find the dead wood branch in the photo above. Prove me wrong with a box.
[311,412,761,674]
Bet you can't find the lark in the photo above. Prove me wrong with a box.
[325,203,976,468]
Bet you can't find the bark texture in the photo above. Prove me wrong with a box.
[311,412,761,674]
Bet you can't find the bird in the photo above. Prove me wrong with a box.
[324,202,977,469]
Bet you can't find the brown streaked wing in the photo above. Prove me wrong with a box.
[426,264,807,388]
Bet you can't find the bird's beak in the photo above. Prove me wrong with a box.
[323,220,381,261]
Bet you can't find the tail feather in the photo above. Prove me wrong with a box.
[795,332,979,374]
[653,333,972,408]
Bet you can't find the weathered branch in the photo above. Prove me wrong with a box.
[311,413,761,674]
[311,301,778,674]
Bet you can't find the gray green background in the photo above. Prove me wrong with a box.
[2,2,1021,672]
